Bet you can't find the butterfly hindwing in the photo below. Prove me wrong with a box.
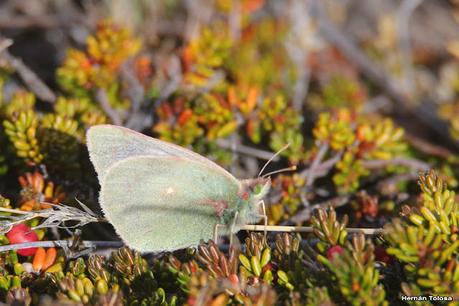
[100,155,240,252]
[87,124,234,183]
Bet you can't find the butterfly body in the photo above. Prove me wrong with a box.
[87,125,269,252]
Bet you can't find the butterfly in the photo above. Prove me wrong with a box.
[87,125,272,252]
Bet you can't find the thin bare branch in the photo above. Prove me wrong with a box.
[154,55,182,110]
[96,88,122,126]
[0,48,56,103]
[361,157,429,171]
[0,38,13,53]
[241,224,384,235]
[285,0,315,111]
[121,62,146,131]
[396,0,423,95]
[0,207,28,215]
[0,203,101,235]
[305,143,329,187]
[0,240,123,253]
[376,172,419,194]
[288,195,350,224]
[404,132,453,159]
[216,139,280,161]
[299,150,343,179]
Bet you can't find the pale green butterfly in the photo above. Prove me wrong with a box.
[86,124,272,252]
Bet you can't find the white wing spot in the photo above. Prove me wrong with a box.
[165,187,175,194]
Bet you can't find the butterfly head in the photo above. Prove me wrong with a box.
[232,177,270,227]
[239,177,271,203]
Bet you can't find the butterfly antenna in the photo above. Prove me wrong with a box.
[258,143,290,177]
[262,165,297,178]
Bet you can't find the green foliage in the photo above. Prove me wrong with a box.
[313,110,355,151]
[267,174,306,226]
[311,207,348,253]
[57,19,141,95]
[239,233,273,284]
[333,150,369,194]
[382,171,459,300]
[319,75,366,110]
[318,234,387,306]
[310,108,409,193]
[2,109,81,175]
[273,233,310,300]
[54,97,108,134]
[3,110,43,166]
[154,92,304,164]
[305,287,335,306]
[226,19,294,91]
[182,27,232,88]
[250,95,304,162]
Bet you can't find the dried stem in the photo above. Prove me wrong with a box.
[396,0,423,95]
[228,0,241,40]
[0,16,59,29]
[0,240,123,253]
[0,208,29,215]
[0,41,56,103]
[216,139,280,161]
[361,157,429,171]
[0,38,12,53]
[121,62,146,131]
[0,202,101,234]
[404,132,453,159]
[376,172,419,194]
[154,55,182,109]
[299,150,343,179]
[286,0,313,111]
[96,88,122,126]
[288,195,350,224]
[305,143,329,188]
[241,224,384,235]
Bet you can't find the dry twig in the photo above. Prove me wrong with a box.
[305,143,329,188]
[0,44,56,103]
[216,139,280,161]
[96,88,123,126]
[0,201,101,235]
[361,157,429,171]
[299,150,343,179]
[241,224,384,235]
[0,240,123,253]
[288,195,351,224]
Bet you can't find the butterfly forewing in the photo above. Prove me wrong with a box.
[100,155,240,252]
[87,125,234,182]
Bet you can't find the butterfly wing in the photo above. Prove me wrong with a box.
[86,124,234,182]
[100,155,240,252]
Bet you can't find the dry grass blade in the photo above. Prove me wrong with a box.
[0,202,101,234]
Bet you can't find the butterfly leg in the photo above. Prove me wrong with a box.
[229,211,239,246]
[213,223,226,243]
[259,200,268,239]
